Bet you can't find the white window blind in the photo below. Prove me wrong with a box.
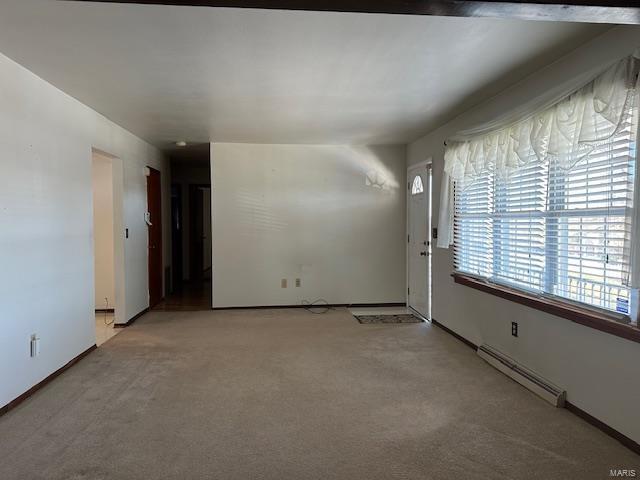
[453,101,637,315]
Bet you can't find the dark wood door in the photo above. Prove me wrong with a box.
[147,167,163,307]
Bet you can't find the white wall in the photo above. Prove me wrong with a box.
[211,143,406,307]
[408,26,640,443]
[0,51,170,410]
[92,152,115,310]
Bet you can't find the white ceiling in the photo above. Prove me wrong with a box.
[0,1,609,147]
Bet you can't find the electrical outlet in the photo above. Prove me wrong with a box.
[281,279,287,288]
[295,278,301,287]
[30,334,40,357]
[511,322,518,337]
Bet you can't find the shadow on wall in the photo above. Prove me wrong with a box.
[231,144,404,236]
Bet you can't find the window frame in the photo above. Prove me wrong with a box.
[451,108,639,339]
[452,272,640,343]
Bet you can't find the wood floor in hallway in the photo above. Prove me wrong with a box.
[152,279,212,311]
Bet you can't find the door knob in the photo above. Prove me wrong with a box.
[420,251,427,256]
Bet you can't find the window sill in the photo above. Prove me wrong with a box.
[452,273,640,344]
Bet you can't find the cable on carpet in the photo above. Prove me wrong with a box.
[103,297,115,326]
[301,298,335,314]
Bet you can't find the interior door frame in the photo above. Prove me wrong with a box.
[188,183,212,282]
[406,158,432,321]
[91,147,126,326]
[170,183,183,292]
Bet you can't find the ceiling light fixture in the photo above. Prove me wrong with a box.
[176,140,187,147]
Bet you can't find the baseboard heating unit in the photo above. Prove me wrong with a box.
[477,344,566,407]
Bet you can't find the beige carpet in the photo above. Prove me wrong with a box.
[0,308,637,479]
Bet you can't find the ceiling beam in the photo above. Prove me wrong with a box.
[67,1,640,24]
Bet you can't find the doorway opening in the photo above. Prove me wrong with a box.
[190,184,212,283]
[157,144,212,311]
[407,161,432,320]
[92,149,124,345]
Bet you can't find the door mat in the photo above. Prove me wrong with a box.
[355,314,422,324]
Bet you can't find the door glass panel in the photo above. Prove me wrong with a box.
[411,175,424,195]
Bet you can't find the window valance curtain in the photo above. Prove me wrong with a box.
[438,51,640,288]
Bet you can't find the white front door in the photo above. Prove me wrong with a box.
[408,164,431,319]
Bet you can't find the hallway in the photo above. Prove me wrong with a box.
[152,279,212,311]
[0,308,636,480]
